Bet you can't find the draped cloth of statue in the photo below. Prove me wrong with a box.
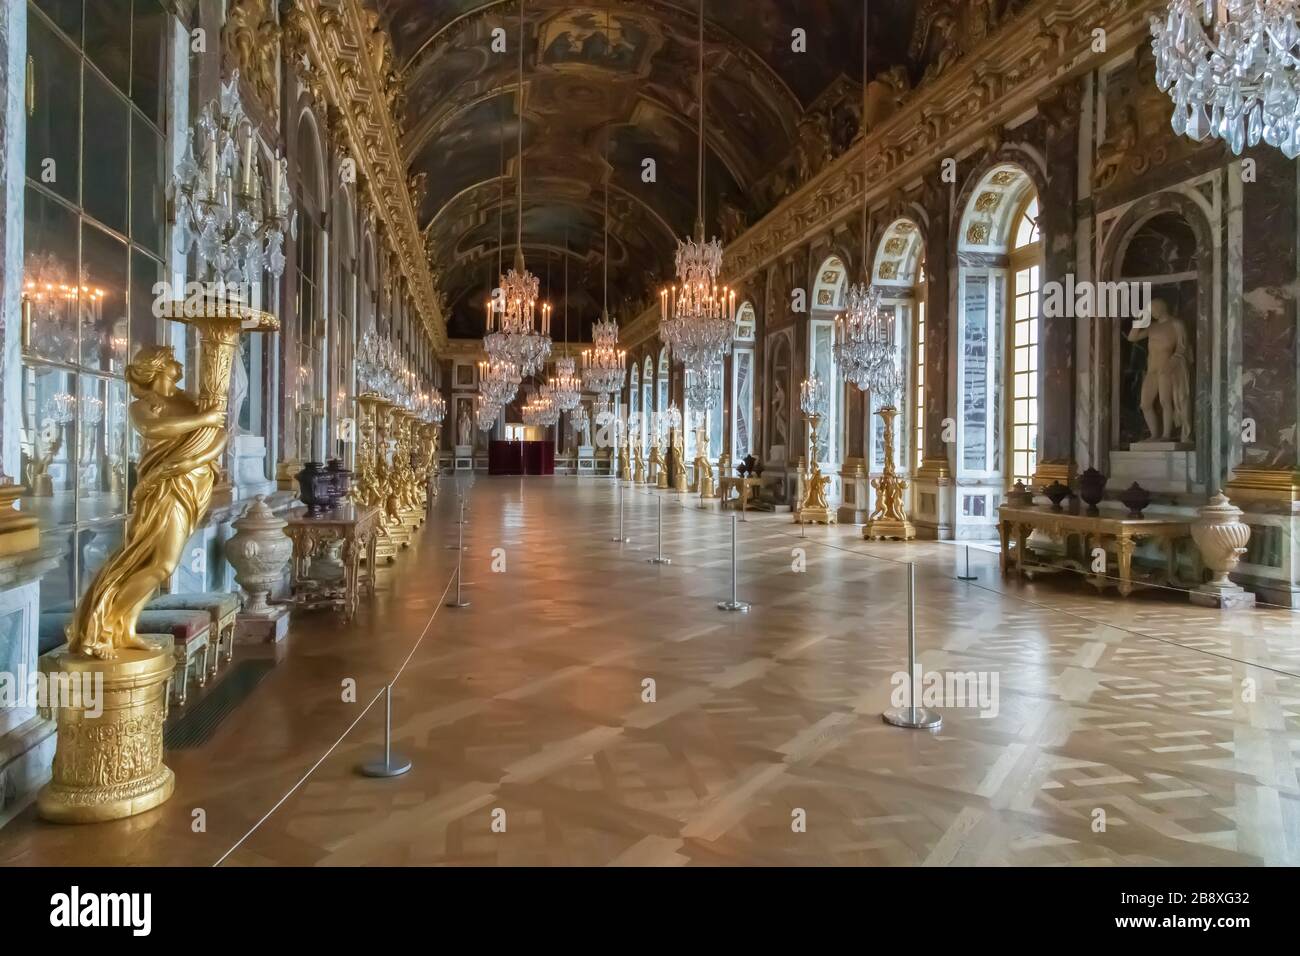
[68,347,226,659]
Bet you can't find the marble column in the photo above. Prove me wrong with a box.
[1,0,25,480]
[1034,87,1082,487]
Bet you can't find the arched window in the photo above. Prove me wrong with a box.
[811,256,846,465]
[295,113,327,462]
[1008,194,1042,486]
[913,261,927,466]
[956,164,1041,505]
[871,220,926,473]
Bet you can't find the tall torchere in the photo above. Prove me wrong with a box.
[865,406,915,541]
[40,304,277,823]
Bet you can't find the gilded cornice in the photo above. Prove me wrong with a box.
[721,0,1155,284]
[286,0,447,352]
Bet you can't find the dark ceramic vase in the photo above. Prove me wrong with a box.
[742,455,758,477]
[325,458,353,503]
[1119,482,1152,519]
[296,461,334,515]
[1043,480,1072,512]
[1078,467,1107,517]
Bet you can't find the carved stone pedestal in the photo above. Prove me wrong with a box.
[37,640,175,823]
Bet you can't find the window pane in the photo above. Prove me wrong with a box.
[131,112,165,254]
[77,374,127,521]
[21,364,79,526]
[83,0,131,94]
[80,221,129,373]
[77,519,125,600]
[22,186,81,365]
[82,70,129,233]
[130,249,163,351]
[26,13,81,204]
[33,0,84,46]
[130,0,168,124]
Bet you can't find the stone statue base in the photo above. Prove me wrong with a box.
[796,505,837,525]
[1190,580,1257,610]
[38,639,175,824]
[1110,445,1200,495]
[865,517,916,541]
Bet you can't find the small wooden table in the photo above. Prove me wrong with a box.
[997,503,1192,597]
[283,503,382,620]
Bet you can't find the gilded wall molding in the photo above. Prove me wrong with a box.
[720,0,1154,285]
[284,0,447,351]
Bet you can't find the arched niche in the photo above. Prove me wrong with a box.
[765,330,793,469]
[1099,193,1212,464]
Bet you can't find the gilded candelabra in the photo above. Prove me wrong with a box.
[620,422,633,481]
[40,303,277,823]
[865,405,915,541]
[797,411,835,525]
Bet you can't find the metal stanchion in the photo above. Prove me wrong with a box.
[446,494,468,550]
[882,562,941,730]
[358,684,412,777]
[612,477,629,543]
[446,506,471,608]
[956,544,977,581]
[717,514,750,612]
[647,494,671,564]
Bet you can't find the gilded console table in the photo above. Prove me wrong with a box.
[283,504,381,620]
[719,476,762,515]
[997,504,1192,597]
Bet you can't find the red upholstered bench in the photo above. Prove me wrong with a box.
[39,607,212,706]
[147,593,240,677]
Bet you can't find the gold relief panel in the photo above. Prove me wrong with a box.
[817,289,834,305]
[989,170,1019,187]
[975,191,1002,213]
[966,222,990,245]
[878,260,901,280]
[821,269,841,284]
[224,0,281,118]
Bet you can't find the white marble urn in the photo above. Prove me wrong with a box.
[224,495,292,618]
[1190,493,1255,608]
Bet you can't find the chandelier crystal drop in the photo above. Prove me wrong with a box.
[684,361,723,412]
[173,71,296,292]
[474,393,500,431]
[1150,0,1300,157]
[833,282,883,392]
[581,313,628,398]
[550,355,583,413]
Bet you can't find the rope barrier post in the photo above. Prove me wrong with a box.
[447,494,468,550]
[648,494,671,564]
[612,476,629,543]
[717,513,750,612]
[883,562,941,730]
[358,684,412,777]
[447,507,471,608]
[957,544,978,581]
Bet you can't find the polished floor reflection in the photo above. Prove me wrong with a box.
[2,477,1298,865]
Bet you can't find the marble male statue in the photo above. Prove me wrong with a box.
[1127,296,1191,444]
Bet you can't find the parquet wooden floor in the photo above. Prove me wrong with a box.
[2,478,1297,866]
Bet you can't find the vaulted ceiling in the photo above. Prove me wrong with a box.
[371,1,918,341]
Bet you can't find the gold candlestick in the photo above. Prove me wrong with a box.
[864,405,915,540]
[797,411,836,525]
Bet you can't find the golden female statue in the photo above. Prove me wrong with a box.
[68,346,226,659]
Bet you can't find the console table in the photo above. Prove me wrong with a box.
[283,503,381,620]
[719,476,763,515]
[997,503,1193,597]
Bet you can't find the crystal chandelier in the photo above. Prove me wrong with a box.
[522,385,559,428]
[658,0,737,379]
[549,355,583,412]
[484,0,552,375]
[584,134,627,400]
[478,357,522,409]
[684,361,722,412]
[834,282,883,391]
[582,313,627,397]
[1151,1,1300,157]
[429,389,447,426]
[474,393,500,431]
[173,71,295,294]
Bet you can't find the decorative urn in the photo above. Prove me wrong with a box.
[1043,480,1072,512]
[1190,493,1255,608]
[1006,480,1034,507]
[295,461,333,514]
[1119,482,1152,519]
[223,495,293,619]
[1078,468,1107,516]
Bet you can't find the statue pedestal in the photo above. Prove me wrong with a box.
[454,445,474,471]
[231,433,275,499]
[38,639,175,823]
[577,445,595,475]
[1190,580,1257,610]
[1110,443,1199,495]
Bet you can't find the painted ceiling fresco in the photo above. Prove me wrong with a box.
[369,0,919,339]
